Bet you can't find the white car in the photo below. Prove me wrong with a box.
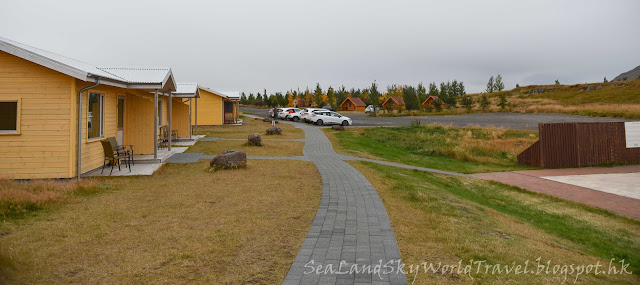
[279,108,300,120]
[364,105,380,113]
[288,109,305,122]
[300,108,329,123]
[310,111,352,126]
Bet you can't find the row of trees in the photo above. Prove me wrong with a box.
[239,80,466,110]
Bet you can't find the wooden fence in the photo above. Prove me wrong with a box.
[517,122,640,168]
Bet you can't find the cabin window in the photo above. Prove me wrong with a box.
[0,100,20,133]
[87,93,104,139]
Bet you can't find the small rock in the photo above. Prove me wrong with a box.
[247,133,262,146]
[262,118,271,122]
[209,150,247,169]
[254,118,260,120]
[596,85,604,90]
[266,127,282,135]
[586,85,595,91]
[331,125,345,131]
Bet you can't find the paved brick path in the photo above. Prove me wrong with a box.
[282,123,408,284]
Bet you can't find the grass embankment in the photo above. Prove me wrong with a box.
[354,161,640,284]
[196,117,305,140]
[372,79,640,119]
[187,140,304,156]
[0,160,321,283]
[326,125,538,173]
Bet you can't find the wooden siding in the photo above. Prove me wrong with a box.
[124,91,156,155]
[517,122,640,168]
[188,89,223,125]
[171,98,190,138]
[0,51,74,179]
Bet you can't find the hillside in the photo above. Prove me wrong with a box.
[467,78,640,119]
[613,65,640,81]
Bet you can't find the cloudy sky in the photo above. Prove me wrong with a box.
[1,0,639,94]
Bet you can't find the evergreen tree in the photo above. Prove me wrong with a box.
[479,94,490,110]
[427,82,439,98]
[240,92,247,105]
[460,95,474,111]
[327,86,336,108]
[458,81,466,95]
[495,74,505,91]
[248,93,255,105]
[368,82,381,108]
[498,93,507,109]
[262,94,268,106]
[291,90,298,100]
[486,76,495,93]
[433,98,443,112]
[313,83,324,107]
[417,83,427,108]
[336,86,348,108]
[402,85,419,110]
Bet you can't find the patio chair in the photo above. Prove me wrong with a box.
[107,137,134,165]
[100,139,131,175]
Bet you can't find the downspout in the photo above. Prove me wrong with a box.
[77,78,101,180]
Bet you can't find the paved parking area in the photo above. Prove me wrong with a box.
[542,172,640,200]
[474,165,640,219]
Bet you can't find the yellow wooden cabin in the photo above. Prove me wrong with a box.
[0,37,190,179]
[187,87,239,128]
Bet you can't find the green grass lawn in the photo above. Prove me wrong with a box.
[353,161,640,284]
[326,125,539,173]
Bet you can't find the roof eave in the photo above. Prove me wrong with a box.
[1,41,90,82]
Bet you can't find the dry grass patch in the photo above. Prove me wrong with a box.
[0,179,100,217]
[187,140,304,157]
[197,118,304,139]
[0,160,321,284]
[352,161,640,284]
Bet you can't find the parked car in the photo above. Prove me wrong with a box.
[310,111,352,126]
[321,105,335,111]
[279,108,300,120]
[364,105,380,113]
[300,108,329,123]
[288,109,306,122]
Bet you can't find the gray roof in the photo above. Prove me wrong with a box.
[0,36,176,91]
[172,83,200,98]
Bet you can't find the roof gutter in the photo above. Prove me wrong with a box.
[77,78,101,180]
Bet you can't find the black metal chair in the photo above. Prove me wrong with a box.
[100,139,131,175]
[107,137,134,165]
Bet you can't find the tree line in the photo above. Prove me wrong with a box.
[239,80,467,110]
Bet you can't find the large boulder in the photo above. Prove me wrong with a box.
[266,127,282,135]
[210,150,247,169]
[331,125,345,131]
[248,133,262,146]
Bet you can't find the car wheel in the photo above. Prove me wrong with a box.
[293,116,299,122]
[341,120,348,126]
[316,119,323,126]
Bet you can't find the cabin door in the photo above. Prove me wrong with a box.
[117,96,125,145]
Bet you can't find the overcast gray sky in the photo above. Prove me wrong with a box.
[1,0,639,94]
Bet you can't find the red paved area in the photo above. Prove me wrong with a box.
[473,166,640,220]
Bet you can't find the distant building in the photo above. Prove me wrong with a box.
[381,96,406,111]
[339,97,366,111]
[293,98,306,108]
[422,96,444,108]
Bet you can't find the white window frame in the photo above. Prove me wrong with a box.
[87,92,104,140]
[0,99,21,135]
